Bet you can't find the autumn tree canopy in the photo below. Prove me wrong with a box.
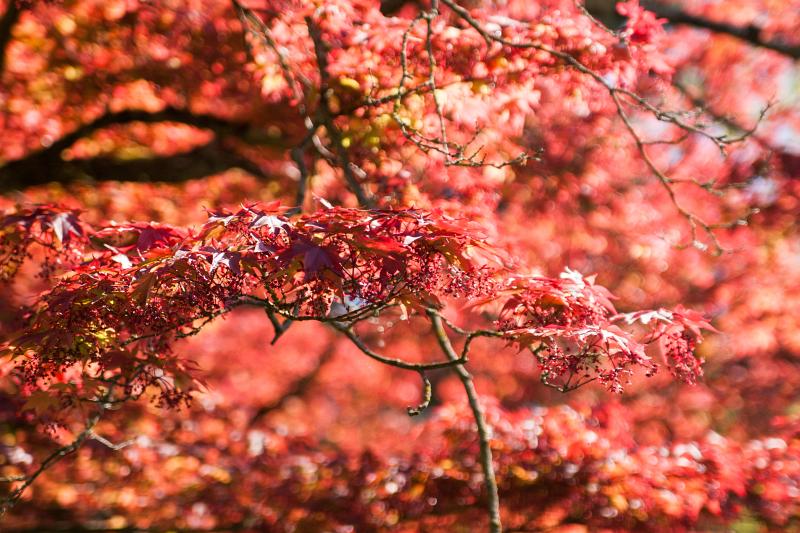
[0,0,798,531]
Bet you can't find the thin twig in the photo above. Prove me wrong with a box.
[0,387,115,515]
[439,0,758,252]
[406,371,433,416]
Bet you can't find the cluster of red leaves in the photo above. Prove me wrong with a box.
[232,0,675,192]
[0,203,712,418]
[0,205,84,280]
[493,270,711,392]
[0,203,500,412]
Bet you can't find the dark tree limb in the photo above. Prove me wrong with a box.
[584,0,799,60]
[0,108,274,191]
[642,1,800,60]
[0,139,269,191]
[5,107,251,165]
[265,308,294,344]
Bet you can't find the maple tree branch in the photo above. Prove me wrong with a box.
[242,293,391,325]
[427,309,502,533]
[0,385,118,516]
[121,307,237,348]
[332,322,468,371]
[0,423,97,514]
[641,1,800,60]
[88,432,136,451]
[12,107,251,162]
[441,0,762,251]
[264,307,293,344]
[233,0,322,212]
[582,1,799,59]
[672,79,773,148]
[306,16,375,208]
[442,0,746,150]
[610,91,759,252]
[0,108,274,191]
[0,139,269,192]
[432,310,506,342]
[388,13,454,159]
[233,0,311,99]
[423,5,451,163]
[609,91,723,254]
[383,9,528,168]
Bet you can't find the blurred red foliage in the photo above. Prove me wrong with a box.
[1,0,799,531]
